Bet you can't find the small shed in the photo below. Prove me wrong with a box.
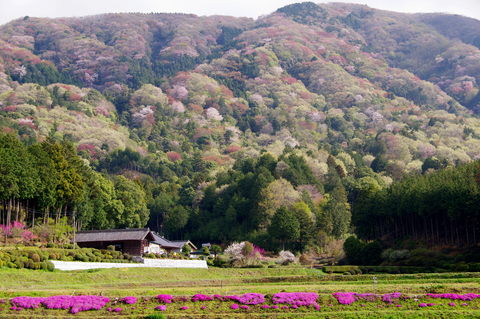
[75,228,155,256]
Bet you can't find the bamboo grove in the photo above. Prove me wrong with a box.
[353,161,480,247]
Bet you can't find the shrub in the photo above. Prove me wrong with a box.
[456,262,469,272]
[107,245,115,251]
[15,261,24,269]
[31,254,40,263]
[343,272,351,275]
[46,261,55,272]
[46,242,55,248]
[354,268,362,275]
[39,262,47,270]
[299,253,312,265]
[348,268,356,275]
[145,314,166,319]
[7,262,16,268]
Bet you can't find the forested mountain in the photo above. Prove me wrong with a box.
[1,2,480,252]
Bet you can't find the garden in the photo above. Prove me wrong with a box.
[1,288,480,318]
[1,263,480,318]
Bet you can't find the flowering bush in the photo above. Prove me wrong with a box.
[155,305,166,311]
[277,250,295,265]
[332,292,379,305]
[225,293,265,305]
[0,222,36,243]
[180,306,188,310]
[241,305,249,310]
[419,303,427,307]
[121,296,137,304]
[272,292,319,307]
[12,295,110,314]
[426,293,480,301]
[224,241,265,266]
[157,294,173,303]
[382,292,402,303]
[230,304,239,310]
[192,294,213,302]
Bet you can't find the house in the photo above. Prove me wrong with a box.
[150,232,182,254]
[169,240,197,253]
[75,228,156,256]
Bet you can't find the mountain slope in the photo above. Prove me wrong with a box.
[0,3,480,247]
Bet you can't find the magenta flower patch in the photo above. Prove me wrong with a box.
[155,305,166,311]
[121,296,137,304]
[272,292,319,307]
[157,294,173,304]
[230,304,239,310]
[192,294,213,302]
[225,293,265,305]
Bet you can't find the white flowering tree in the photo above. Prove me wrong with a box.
[277,250,295,265]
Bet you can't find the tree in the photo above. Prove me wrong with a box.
[0,132,37,224]
[182,243,191,255]
[343,236,365,265]
[268,206,300,250]
[28,144,58,219]
[318,186,351,238]
[290,201,315,251]
[257,178,299,229]
[114,175,149,228]
[163,205,189,235]
[41,138,84,219]
[371,154,388,173]
[210,244,222,259]
[202,246,210,257]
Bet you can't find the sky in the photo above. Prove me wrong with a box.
[1,0,480,26]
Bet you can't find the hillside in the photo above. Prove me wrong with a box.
[0,2,480,252]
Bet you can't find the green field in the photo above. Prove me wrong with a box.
[1,267,480,318]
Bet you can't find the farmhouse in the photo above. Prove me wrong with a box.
[74,228,155,256]
[75,228,197,256]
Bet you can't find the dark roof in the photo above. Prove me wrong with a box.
[75,228,154,242]
[151,232,181,249]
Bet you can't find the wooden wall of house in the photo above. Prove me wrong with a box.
[123,240,143,256]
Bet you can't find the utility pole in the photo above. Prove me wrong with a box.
[72,211,76,249]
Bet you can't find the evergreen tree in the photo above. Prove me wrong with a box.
[268,206,300,250]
